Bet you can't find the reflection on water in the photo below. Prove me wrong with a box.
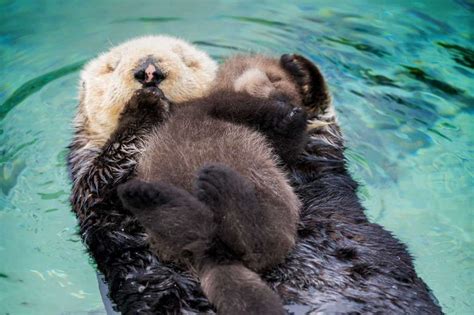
[0,0,472,314]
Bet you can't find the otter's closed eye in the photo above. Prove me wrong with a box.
[268,74,282,83]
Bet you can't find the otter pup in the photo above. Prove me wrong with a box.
[116,58,310,315]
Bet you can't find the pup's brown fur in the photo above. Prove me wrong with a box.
[117,56,312,314]
[213,54,302,103]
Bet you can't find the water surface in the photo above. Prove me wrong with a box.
[1,0,473,314]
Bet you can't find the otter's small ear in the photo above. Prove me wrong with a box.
[172,43,200,69]
[104,53,121,73]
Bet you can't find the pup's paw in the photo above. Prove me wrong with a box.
[275,106,307,134]
[117,179,169,212]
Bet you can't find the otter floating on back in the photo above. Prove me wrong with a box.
[68,35,442,314]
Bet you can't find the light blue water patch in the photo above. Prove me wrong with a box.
[1,0,473,314]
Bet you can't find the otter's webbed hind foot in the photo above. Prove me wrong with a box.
[280,54,343,161]
[195,164,265,260]
[195,164,259,214]
[196,165,274,270]
[280,54,331,116]
[117,179,215,263]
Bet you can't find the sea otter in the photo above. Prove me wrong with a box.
[67,36,442,314]
[116,68,310,314]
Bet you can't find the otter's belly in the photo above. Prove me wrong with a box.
[137,117,281,194]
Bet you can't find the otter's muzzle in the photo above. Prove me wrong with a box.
[134,60,165,86]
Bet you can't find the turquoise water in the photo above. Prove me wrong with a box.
[0,0,472,314]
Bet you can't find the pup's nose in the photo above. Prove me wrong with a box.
[134,62,165,86]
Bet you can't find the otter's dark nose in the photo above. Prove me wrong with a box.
[134,62,165,86]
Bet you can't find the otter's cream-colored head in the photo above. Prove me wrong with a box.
[78,35,217,146]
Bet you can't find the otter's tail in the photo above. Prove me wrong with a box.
[199,261,285,315]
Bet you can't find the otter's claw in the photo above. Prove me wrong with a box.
[276,106,306,133]
[280,53,331,115]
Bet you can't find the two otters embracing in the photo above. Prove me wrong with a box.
[68,36,442,314]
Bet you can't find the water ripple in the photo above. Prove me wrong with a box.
[0,60,86,121]
[224,15,290,28]
[437,42,474,69]
[322,36,390,57]
[401,65,464,95]
[112,16,181,23]
[407,10,455,34]
[192,40,242,51]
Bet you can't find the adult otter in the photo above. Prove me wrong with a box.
[68,35,442,314]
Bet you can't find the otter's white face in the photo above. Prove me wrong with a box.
[78,35,217,145]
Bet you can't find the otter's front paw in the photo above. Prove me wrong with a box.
[132,86,169,111]
[274,105,307,135]
[260,101,307,136]
[119,87,169,127]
